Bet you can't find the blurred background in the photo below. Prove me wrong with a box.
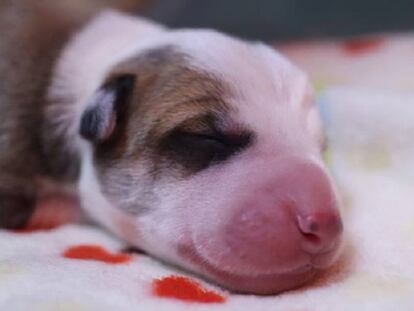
[13,0,414,42]
[144,0,414,41]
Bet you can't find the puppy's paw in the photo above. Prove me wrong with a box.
[26,195,84,231]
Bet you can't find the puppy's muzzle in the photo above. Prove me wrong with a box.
[189,157,343,294]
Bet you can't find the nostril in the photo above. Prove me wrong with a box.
[297,215,322,244]
[297,215,319,234]
[296,213,342,254]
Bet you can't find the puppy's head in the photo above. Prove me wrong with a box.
[78,30,343,294]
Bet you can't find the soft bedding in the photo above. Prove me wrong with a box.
[1,34,414,310]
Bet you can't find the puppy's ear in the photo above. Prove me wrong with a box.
[80,74,135,142]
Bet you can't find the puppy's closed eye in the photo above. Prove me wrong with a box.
[159,126,253,173]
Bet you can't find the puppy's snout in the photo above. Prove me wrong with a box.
[222,158,343,272]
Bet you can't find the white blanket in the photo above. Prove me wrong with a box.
[1,34,413,310]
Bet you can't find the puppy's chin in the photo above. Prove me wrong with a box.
[177,243,320,295]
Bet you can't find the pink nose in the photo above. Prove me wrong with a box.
[224,159,343,272]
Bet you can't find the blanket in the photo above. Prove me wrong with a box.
[1,34,414,310]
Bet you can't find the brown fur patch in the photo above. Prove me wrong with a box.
[88,46,252,214]
[0,1,82,227]
[94,46,232,163]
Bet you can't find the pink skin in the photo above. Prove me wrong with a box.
[179,156,343,294]
[28,195,82,230]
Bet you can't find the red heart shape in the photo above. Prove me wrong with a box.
[63,244,132,264]
[152,275,226,303]
[342,37,385,55]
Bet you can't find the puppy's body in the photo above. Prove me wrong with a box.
[0,8,343,294]
[0,2,82,227]
[0,2,150,228]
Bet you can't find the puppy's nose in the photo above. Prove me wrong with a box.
[222,157,343,272]
[297,212,343,254]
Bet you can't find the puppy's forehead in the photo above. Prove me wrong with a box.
[124,46,231,118]
[106,31,310,157]
[171,31,308,96]
[168,31,311,128]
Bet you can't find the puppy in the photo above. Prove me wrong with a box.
[0,8,343,294]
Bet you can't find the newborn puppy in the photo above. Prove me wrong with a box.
[1,8,343,294]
